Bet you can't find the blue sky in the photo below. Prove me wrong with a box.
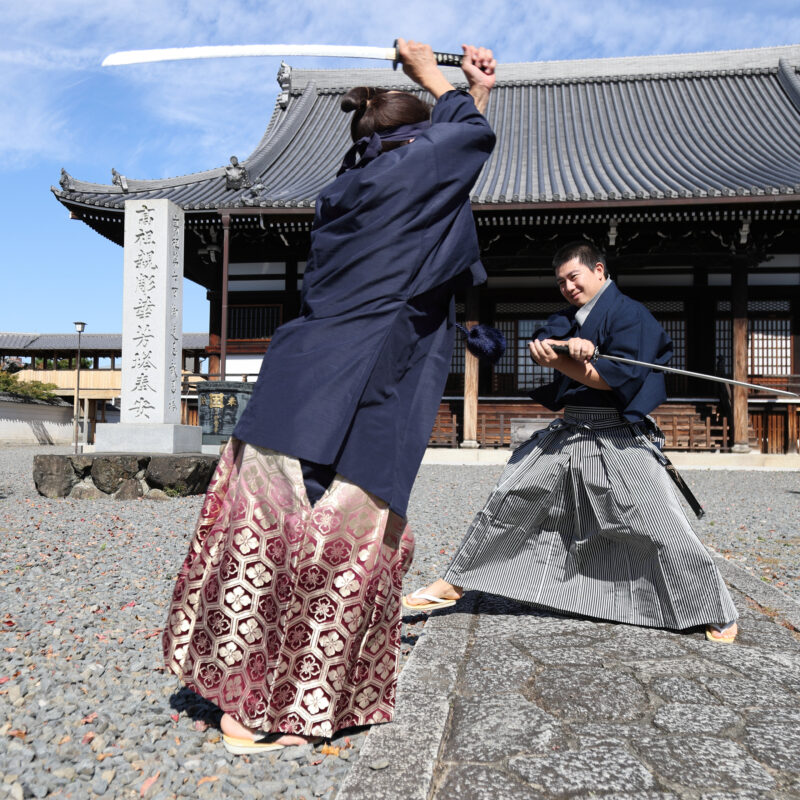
[2,0,799,335]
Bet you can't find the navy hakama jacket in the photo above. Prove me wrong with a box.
[531,281,673,421]
[234,89,496,517]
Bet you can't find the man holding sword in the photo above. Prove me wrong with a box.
[405,241,739,644]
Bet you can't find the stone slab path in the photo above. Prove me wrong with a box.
[337,559,800,800]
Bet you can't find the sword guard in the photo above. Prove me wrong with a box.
[592,345,600,363]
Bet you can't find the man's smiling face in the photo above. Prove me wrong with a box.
[555,258,607,308]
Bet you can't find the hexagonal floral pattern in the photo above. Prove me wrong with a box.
[163,440,414,737]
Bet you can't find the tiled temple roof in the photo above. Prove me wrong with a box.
[53,44,800,213]
[0,333,209,353]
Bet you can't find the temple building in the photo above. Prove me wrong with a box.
[52,44,800,453]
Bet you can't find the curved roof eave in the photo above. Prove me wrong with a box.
[53,43,800,215]
[54,78,318,202]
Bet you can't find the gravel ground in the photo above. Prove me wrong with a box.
[0,447,798,799]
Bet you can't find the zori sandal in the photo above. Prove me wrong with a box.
[705,621,738,644]
[401,590,457,612]
[222,732,286,754]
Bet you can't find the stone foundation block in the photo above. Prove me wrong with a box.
[33,453,219,499]
[32,455,79,498]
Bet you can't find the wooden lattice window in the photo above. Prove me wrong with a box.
[228,304,282,339]
[714,300,793,377]
[660,319,686,369]
[445,304,466,394]
[449,329,465,374]
[749,318,792,375]
[715,319,732,376]
[645,301,685,371]
[492,318,554,394]
[449,304,466,375]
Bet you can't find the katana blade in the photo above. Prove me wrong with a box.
[102,43,465,68]
[549,345,799,398]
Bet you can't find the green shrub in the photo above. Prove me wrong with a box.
[0,371,58,401]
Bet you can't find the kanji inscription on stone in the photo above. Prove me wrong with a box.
[121,199,185,424]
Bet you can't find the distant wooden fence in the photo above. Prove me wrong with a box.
[181,384,799,454]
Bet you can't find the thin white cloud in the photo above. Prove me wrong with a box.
[1,0,799,175]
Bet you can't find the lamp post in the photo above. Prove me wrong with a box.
[73,321,86,453]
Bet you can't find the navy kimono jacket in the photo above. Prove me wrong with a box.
[531,281,673,421]
[234,89,496,516]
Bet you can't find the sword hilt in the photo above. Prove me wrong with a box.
[392,40,467,71]
[544,343,601,362]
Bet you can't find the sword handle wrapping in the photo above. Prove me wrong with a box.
[433,50,464,67]
[542,343,601,362]
[391,40,465,70]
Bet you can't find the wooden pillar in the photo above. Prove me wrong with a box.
[110,355,115,370]
[689,269,714,389]
[220,214,231,381]
[207,289,221,379]
[461,287,480,448]
[88,399,96,444]
[731,261,750,452]
[82,398,90,444]
[287,259,300,316]
[790,295,800,454]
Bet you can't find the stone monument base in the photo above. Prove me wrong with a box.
[94,423,202,454]
[510,417,554,448]
[33,452,219,499]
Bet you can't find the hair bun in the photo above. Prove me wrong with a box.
[341,87,371,114]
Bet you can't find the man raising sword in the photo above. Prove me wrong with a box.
[162,38,498,754]
[405,241,739,645]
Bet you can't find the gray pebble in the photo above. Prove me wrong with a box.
[76,759,96,778]
[5,446,800,800]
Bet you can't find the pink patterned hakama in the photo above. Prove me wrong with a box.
[162,439,414,737]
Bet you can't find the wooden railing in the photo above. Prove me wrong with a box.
[178,384,799,454]
[429,405,458,447]
[650,403,729,451]
[749,403,800,454]
[16,368,122,391]
[747,374,800,395]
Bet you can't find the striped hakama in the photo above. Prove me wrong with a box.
[443,407,737,630]
[163,439,414,738]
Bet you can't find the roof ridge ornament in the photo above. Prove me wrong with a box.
[59,168,75,192]
[241,182,266,206]
[225,156,251,190]
[277,61,292,108]
[111,168,129,192]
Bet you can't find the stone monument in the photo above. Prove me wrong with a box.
[94,199,201,453]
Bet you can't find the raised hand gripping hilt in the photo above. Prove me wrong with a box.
[548,343,601,362]
[392,39,465,70]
